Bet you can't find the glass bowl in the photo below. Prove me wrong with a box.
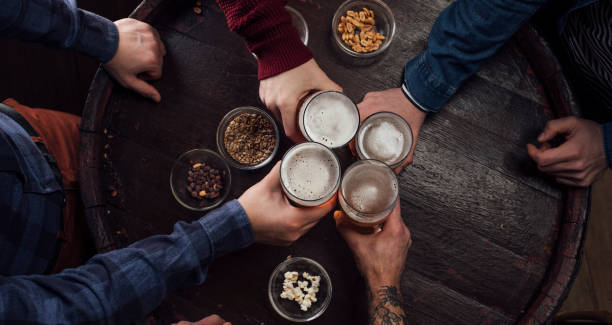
[331,0,396,63]
[268,257,332,322]
[286,6,309,46]
[170,149,232,211]
[216,107,280,170]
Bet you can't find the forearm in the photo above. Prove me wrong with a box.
[214,0,313,79]
[0,200,254,324]
[403,0,547,112]
[0,0,118,62]
[368,281,408,325]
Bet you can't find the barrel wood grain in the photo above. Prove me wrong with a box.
[79,0,589,324]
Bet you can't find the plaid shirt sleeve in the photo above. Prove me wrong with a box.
[0,0,118,62]
[0,199,254,324]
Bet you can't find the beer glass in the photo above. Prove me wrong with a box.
[338,159,398,227]
[354,111,413,169]
[298,90,360,149]
[280,142,341,207]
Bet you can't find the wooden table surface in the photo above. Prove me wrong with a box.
[79,0,590,324]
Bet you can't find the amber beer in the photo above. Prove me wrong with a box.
[298,90,360,149]
[355,112,413,169]
[280,142,341,207]
[338,160,399,227]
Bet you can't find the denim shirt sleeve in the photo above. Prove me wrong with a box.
[402,0,548,113]
[0,199,254,324]
[602,123,612,168]
[0,0,119,62]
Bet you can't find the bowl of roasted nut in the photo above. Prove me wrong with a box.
[332,0,396,61]
[268,257,332,322]
[216,107,280,170]
[170,149,232,211]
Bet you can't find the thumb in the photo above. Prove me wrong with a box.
[319,78,343,93]
[260,161,282,189]
[124,74,161,102]
[538,117,576,143]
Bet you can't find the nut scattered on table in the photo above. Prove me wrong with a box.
[187,162,224,200]
[223,112,275,166]
[337,8,385,53]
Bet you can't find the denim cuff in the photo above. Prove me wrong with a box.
[73,9,119,63]
[403,52,457,113]
[602,123,612,168]
[199,199,255,259]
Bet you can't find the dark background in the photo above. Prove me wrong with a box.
[0,0,141,116]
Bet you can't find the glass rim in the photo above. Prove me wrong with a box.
[169,148,232,211]
[356,111,413,168]
[267,257,332,322]
[280,142,342,203]
[285,5,309,46]
[216,106,280,170]
[300,90,360,148]
[340,159,399,215]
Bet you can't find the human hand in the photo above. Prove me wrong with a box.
[358,88,426,174]
[527,116,607,187]
[238,161,335,246]
[172,314,230,325]
[335,201,412,288]
[104,18,166,102]
[259,59,342,142]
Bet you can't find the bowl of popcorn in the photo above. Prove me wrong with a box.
[332,0,396,61]
[268,257,332,322]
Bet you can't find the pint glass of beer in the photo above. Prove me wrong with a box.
[338,159,399,227]
[355,112,413,169]
[280,142,342,207]
[298,90,360,149]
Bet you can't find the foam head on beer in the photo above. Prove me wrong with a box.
[280,142,341,206]
[356,112,413,168]
[340,160,398,225]
[299,91,359,148]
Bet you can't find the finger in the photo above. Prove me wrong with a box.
[260,161,282,189]
[538,117,576,143]
[530,142,576,167]
[318,78,343,92]
[124,75,161,102]
[151,28,167,56]
[281,110,307,143]
[194,314,226,325]
[144,61,163,80]
[538,160,584,173]
[379,200,404,234]
[555,176,582,187]
[295,194,337,226]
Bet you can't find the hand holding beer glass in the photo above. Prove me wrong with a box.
[238,161,334,246]
[259,59,342,142]
[358,88,426,173]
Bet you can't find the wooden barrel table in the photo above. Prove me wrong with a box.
[79,0,590,324]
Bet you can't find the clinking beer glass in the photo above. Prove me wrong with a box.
[337,159,399,230]
[298,90,360,149]
[280,142,341,207]
[349,111,413,170]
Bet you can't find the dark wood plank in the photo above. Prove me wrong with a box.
[79,0,590,324]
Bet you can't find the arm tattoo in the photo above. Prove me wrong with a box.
[369,286,408,325]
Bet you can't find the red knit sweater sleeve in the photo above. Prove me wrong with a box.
[215,0,314,80]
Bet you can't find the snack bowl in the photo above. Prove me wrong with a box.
[331,0,396,63]
[216,106,280,170]
[170,149,232,211]
[268,257,332,322]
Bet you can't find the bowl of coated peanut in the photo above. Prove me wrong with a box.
[332,0,396,59]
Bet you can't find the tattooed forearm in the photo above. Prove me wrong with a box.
[368,286,407,325]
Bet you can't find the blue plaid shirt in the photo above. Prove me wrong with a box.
[0,199,255,324]
[0,113,64,276]
[0,0,118,62]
